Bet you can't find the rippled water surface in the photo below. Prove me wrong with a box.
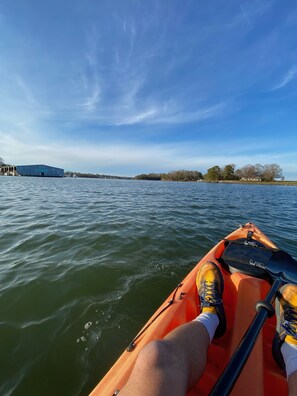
[1,177,297,395]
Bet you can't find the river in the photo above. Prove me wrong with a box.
[1,177,296,395]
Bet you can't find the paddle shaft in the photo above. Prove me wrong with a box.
[210,278,282,396]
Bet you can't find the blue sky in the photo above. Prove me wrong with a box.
[1,0,297,178]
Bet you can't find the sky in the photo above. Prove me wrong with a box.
[0,0,297,179]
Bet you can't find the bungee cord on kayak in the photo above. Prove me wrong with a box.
[126,283,183,352]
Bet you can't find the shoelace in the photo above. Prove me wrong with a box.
[200,280,222,307]
[282,304,297,338]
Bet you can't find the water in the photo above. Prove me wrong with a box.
[1,177,297,395]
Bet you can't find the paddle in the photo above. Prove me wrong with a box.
[209,240,297,396]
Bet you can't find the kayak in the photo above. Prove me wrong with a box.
[90,223,288,395]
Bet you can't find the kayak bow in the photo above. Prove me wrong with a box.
[91,223,292,396]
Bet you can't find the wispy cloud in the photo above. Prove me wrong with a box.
[239,1,251,25]
[75,99,227,127]
[115,108,157,125]
[2,131,296,177]
[80,80,101,112]
[152,102,226,125]
[16,76,38,105]
[272,66,297,90]
[0,72,51,139]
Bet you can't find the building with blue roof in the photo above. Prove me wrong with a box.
[16,165,64,177]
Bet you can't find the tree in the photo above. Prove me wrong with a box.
[254,164,264,179]
[222,164,237,180]
[237,163,283,181]
[238,164,257,180]
[204,166,221,181]
[135,170,203,181]
[135,173,162,180]
[162,170,203,181]
[261,164,283,181]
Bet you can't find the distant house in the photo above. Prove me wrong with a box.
[241,177,261,182]
[16,164,64,177]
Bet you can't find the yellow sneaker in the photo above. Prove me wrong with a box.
[272,284,297,370]
[196,261,226,338]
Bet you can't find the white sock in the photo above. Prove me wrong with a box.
[194,312,219,342]
[281,341,297,378]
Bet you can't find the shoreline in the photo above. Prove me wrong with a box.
[215,180,297,186]
[135,179,297,185]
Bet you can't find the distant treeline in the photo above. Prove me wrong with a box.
[135,170,203,181]
[135,163,283,182]
[65,171,132,180]
[205,163,283,182]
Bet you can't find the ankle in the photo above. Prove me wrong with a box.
[194,312,219,342]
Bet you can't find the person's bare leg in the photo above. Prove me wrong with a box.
[120,320,210,396]
[121,262,225,396]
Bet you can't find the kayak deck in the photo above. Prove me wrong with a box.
[91,223,287,395]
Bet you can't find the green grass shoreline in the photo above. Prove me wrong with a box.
[212,180,297,186]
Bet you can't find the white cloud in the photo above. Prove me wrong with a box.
[1,131,296,178]
[80,82,101,112]
[272,66,297,90]
[116,101,225,126]
[115,108,157,125]
[150,102,226,125]
[16,76,38,106]
[239,2,251,26]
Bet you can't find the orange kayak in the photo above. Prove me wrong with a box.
[91,223,287,395]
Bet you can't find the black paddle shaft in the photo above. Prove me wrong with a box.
[208,239,297,394]
[210,278,282,396]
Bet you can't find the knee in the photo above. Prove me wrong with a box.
[137,340,174,370]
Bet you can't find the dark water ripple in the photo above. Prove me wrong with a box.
[0,177,297,395]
